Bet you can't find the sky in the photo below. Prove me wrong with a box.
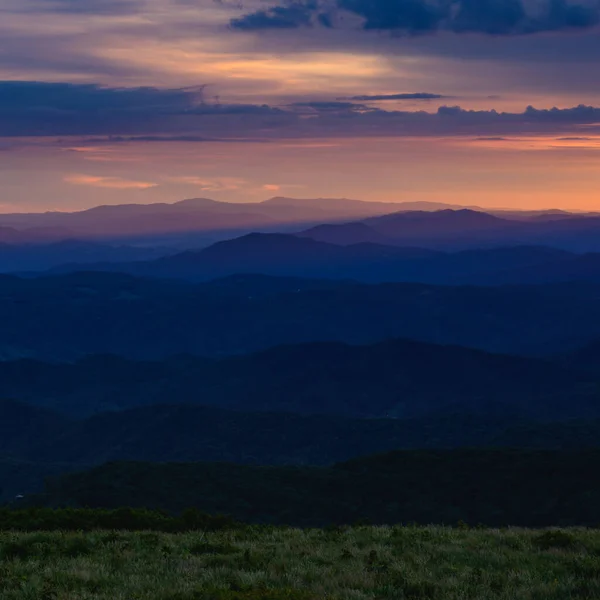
[2,0,600,212]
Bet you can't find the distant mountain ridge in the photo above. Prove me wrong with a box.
[50,230,600,285]
[32,450,600,527]
[0,197,484,243]
[6,395,600,473]
[0,399,522,467]
[5,272,600,359]
[3,197,599,249]
[0,338,595,420]
[300,209,600,251]
[0,226,75,245]
[0,239,174,272]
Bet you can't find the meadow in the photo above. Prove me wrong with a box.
[2,525,600,599]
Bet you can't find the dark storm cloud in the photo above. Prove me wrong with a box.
[75,135,272,143]
[521,103,600,120]
[31,0,146,14]
[2,81,600,139]
[0,81,282,136]
[0,81,202,112]
[229,1,316,29]
[231,0,600,34]
[292,102,600,139]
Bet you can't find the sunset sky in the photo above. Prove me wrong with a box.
[2,0,600,212]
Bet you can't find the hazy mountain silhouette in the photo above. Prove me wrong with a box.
[300,209,524,249]
[299,209,600,252]
[0,240,174,272]
[50,233,441,281]
[0,226,76,244]
[365,209,514,236]
[469,251,600,285]
[5,200,600,251]
[51,233,600,285]
[489,209,588,221]
[298,222,388,245]
[141,233,440,280]
[0,199,275,244]
[0,197,477,243]
[261,197,482,215]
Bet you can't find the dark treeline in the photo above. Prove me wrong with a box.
[0,507,236,532]
[0,337,598,420]
[22,449,600,528]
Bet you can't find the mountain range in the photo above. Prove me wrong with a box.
[299,209,600,252]
[6,396,600,473]
[5,195,600,518]
[48,232,600,285]
[6,272,600,359]
[0,399,524,468]
[32,450,600,527]
[0,197,478,244]
[2,198,600,251]
[0,239,174,272]
[1,338,596,419]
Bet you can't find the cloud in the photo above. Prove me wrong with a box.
[261,183,306,190]
[33,0,146,14]
[231,0,600,35]
[73,135,272,144]
[473,136,511,141]
[523,103,600,121]
[0,81,281,137]
[64,174,158,189]
[168,176,247,191]
[168,177,304,193]
[230,2,317,29]
[288,100,376,112]
[4,80,600,140]
[343,92,447,101]
[0,81,204,113]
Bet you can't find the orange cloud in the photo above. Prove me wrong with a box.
[168,176,247,191]
[64,174,158,189]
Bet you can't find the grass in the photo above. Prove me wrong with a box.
[2,526,600,599]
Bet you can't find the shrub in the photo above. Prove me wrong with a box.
[532,530,578,551]
[0,507,239,532]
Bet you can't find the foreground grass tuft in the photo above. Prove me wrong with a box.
[2,526,600,599]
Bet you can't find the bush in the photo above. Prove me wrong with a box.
[0,507,239,532]
[532,530,578,551]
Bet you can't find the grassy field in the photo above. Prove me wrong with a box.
[1,526,600,599]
